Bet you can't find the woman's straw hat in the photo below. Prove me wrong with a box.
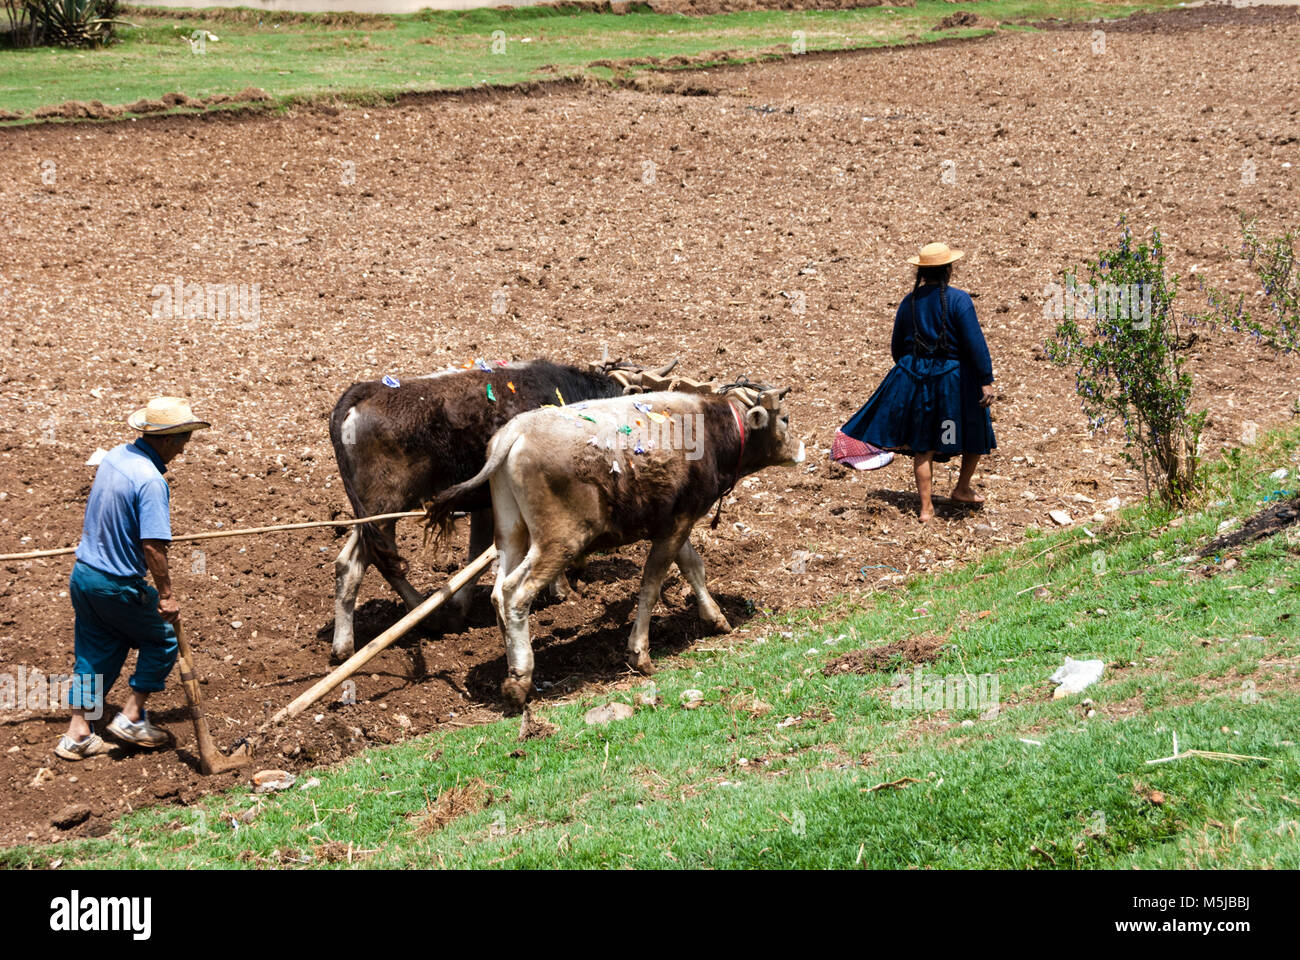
[907,242,965,267]
[127,396,211,435]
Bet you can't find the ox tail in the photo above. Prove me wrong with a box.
[329,389,410,579]
[422,420,523,546]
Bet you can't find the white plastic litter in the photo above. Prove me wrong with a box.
[1269,468,1290,481]
[1050,657,1105,699]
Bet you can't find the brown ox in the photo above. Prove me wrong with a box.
[425,386,805,709]
[327,360,676,660]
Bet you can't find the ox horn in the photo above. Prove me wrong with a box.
[758,388,781,411]
[617,371,644,394]
[745,405,769,430]
[651,358,680,378]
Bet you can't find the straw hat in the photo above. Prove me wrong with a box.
[907,242,965,267]
[127,396,210,435]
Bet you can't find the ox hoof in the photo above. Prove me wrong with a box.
[550,574,582,601]
[627,652,655,676]
[330,643,355,663]
[707,615,733,635]
[501,676,531,713]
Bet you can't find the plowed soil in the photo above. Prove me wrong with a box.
[1,3,1298,846]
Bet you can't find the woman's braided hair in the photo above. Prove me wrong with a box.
[909,262,953,354]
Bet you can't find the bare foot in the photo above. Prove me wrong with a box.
[919,504,935,523]
[951,486,985,504]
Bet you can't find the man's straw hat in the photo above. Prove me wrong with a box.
[127,396,210,435]
[907,242,965,267]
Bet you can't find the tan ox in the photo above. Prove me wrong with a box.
[425,386,805,709]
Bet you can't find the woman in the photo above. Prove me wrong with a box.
[840,242,995,522]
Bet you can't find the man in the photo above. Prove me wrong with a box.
[56,396,210,761]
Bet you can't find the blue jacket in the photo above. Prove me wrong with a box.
[891,284,994,386]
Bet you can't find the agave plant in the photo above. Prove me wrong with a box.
[17,0,126,47]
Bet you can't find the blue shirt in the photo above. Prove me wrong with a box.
[75,438,172,579]
[891,284,995,386]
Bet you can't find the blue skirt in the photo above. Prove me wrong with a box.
[841,354,995,464]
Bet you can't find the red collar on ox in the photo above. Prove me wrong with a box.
[728,399,746,465]
[711,399,747,529]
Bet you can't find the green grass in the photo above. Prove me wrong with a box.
[0,0,1185,117]
[5,425,1297,869]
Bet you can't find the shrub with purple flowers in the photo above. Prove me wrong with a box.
[1046,224,1204,505]
[1198,217,1298,354]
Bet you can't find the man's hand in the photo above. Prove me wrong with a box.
[980,384,995,408]
[157,594,181,624]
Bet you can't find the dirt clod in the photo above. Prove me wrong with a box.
[411,778,492,834]
[124,99,168,115]
[823,634,947,675]
[933,12,995,31]
[231,87,273,104]
[312,839,370,862]
[519,708,557,741]
[160,92,203,109]
[51,804,92,830]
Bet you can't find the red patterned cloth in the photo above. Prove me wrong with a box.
[831,430,895,471]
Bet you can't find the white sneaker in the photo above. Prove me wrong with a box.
[107,711,170,749]
[55,732,107,761]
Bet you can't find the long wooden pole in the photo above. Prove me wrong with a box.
[260,545,497,731]
[0,510,428,562]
